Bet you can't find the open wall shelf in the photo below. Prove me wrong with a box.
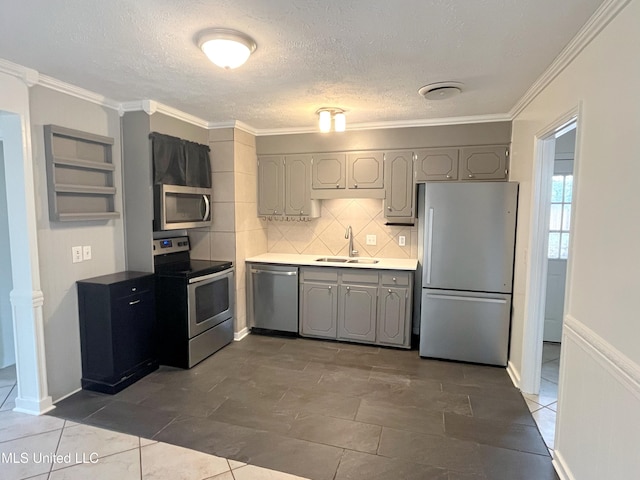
[44,124,120,222]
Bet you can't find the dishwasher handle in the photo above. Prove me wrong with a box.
[251,268,298,276]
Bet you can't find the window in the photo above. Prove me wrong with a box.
[548,175,573,259]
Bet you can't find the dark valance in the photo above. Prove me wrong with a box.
[150,132,211,187]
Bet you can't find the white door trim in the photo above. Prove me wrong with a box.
[520,104,581,394]
[0,72,53,415]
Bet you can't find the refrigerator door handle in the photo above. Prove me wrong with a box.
[426,293,508,304]
[426,207,434,285]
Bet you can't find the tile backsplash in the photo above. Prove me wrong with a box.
[267,198,418,258]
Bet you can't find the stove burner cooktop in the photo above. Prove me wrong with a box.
[154,259,233,279]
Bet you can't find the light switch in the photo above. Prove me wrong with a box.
[72,246,83,263]
[83,245,92,261]
[366,235,377,246]
[398,235,406,246]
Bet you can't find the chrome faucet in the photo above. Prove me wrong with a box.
[344,225,358,257]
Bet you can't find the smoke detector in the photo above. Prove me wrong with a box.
[418,82,464,100]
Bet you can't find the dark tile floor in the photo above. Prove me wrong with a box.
[50,335,558,480]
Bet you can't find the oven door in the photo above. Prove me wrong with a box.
[187,268,234,338]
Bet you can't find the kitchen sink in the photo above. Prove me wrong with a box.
[347,258,379,264]
[315,257,349,263]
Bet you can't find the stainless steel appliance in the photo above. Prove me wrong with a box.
[154,184,212,231]
[419,182,518,366]
[249,264,299,334]
[153,236,233,368]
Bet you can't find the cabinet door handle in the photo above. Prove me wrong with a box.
[328,285,332,290]
[392,277,397,282]
[131,287,137,292]
[388,289,392,293]
[129,299,141,305]
[468,174,474,178]
[387,206,392,211]
[336,184,340,188]
[354,184,358,188]
[446,175,452,179]
[346,286,350,291]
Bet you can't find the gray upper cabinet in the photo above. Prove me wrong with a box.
[284,154,312,216]
[414,148,459,182]
[311,153,346,189]
[300,282,338,339]
[384,150,414,222]
[459,146,508,180]
[347,152,384,189]
[257,156,285,215]
[259,155,318,217]
[338,284,377,343]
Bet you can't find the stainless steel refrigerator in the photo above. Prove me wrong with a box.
[419,182,518,366]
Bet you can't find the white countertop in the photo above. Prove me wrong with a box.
[245,253,418,271]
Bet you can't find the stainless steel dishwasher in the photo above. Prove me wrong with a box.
[250,264,299,334]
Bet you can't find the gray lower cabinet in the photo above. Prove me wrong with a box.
[299,267,413,348]
[377,287,408,346]
[300,282,338,338]
[338,284,377,343]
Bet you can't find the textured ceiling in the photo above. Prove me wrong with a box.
[0,0,604,131]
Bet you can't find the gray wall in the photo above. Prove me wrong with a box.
[0,142,15,368]
[256,122,512,154]
[29,86,126,401]
[122,111,210,272]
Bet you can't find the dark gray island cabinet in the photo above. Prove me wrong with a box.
[76,271,158,394]
[300,267,413,348]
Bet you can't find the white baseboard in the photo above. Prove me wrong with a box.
[552,451,575,480]
[14,396,55,416]
[52,387,82,404]
[506,360,521,388]
[234,327,249,341]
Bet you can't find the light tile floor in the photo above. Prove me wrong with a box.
[0,365,308,480]
[522,342,560,451]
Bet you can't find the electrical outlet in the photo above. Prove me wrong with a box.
[366,234,377,246]
[72,246,83,263]
[398,235,406,246]
[82,245,92,261]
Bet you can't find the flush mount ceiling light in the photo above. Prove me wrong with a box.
[197,28,257,70]
[418,82,464,100]
[316,107,346,133]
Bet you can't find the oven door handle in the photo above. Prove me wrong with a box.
[188,267,234,284]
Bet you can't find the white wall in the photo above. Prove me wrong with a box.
[28,86,125,401]
[509,0,640,477]
[0,142,16,368]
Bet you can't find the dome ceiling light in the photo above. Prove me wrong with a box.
[197,28,257,70]
[316,107,346,133]
[418,82,464,100]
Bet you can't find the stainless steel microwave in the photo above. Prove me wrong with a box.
[154,184,212,231]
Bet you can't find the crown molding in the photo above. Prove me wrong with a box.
[0,58,39,86]
[207,120,258,136]
[509,0,632,118]
[119,99,210,129]
[252,113,512,136]
[37,73,120,110]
